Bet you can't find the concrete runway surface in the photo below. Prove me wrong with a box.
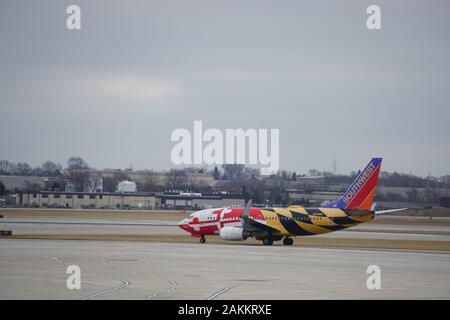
[0,239,449,300]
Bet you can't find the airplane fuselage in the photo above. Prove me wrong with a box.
[178,206,374,243]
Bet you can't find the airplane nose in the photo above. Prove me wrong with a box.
[178,218,189,230]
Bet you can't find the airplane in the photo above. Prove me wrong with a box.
[178,158,406,245]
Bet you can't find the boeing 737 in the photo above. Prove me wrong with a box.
[178,158,405,245]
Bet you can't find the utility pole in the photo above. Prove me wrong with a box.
[409,170,413,190]
[409,169,414,203]
[426,170,431,204]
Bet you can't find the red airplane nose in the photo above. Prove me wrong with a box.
[178,219,191,232]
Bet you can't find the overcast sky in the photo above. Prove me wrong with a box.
[1,0,449,176]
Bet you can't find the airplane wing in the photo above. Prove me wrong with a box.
[239,199,282,234]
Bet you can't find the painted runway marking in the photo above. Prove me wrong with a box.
[101,260,121,270]
[207,285,237,300]
[44,256,97,274]
[138,258,166,271]
[146,280,177,299]
[50,256,68,265]
[81,280,131,300]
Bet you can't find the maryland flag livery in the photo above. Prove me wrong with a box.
[178,158,404,245]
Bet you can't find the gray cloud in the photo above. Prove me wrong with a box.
[0,0,449,176]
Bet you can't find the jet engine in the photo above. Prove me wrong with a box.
[219,226,248,241]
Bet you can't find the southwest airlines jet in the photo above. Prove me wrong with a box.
[178,158,404,245]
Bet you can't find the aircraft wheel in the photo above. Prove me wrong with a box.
[262,238,273,246]
[283,237,294,246]
[200,235,206,243]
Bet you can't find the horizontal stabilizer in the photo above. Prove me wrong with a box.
[375,208,408,215]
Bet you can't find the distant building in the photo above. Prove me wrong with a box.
[158,193,245,210]
[44,177,69,192]
[287,190,341,206]
[17,191,156,209]
[65,182,75,192]
[0,175,46,191]
[440,197,450,208]
[117,180,136,193]
[15,191,245,210]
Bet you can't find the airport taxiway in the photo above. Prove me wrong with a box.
[0,238,449,299]
[2,217,450,241]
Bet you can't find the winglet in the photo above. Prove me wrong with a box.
[241,199,253,219]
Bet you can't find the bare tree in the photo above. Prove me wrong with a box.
[15,162,33,176]
[67,157,89,170]
[262,170,293,205]
[65,157,90,192]
[275,170,292,192]
[142,170,157,191]
[41,161,63,177]
[166,169,187,191]
[0,160,11,175]
[84,173,102,193]
[221,164,245,180]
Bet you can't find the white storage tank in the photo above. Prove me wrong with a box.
[117,180,136,193]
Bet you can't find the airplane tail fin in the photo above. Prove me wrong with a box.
[322,158,383,211]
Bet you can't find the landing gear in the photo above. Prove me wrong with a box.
[262,238,274,246]
[199,234,206,243]
[283,237,294,246]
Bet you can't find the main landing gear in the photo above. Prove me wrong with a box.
[283,237,294,246]
[262,238,274,246]
[199,234,206,243]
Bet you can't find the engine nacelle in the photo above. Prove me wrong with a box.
[219,226,248,241]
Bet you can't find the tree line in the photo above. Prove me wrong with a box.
[1,158,449,205]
